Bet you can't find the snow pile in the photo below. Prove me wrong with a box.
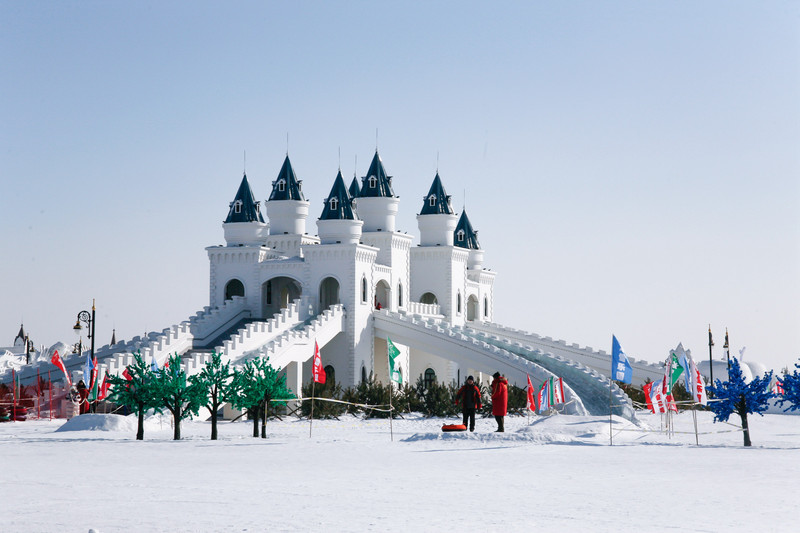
[55,413,136,433]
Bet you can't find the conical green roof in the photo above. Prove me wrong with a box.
[225,174,265,223]
[359,151,395,198]
[349,175,361,199]
[420,173,454,215]
[268,156,306,201]
[320,170,358,220]
[454,210,480,250]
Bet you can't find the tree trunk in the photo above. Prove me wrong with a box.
[210,402,218,441]
[252,407,259,438]
[261,401,267,439]
[136,406,145,440]
[738,399,751,447]
[173,409,181,440]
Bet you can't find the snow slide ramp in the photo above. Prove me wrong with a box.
[454,324,635,420]
[372,311,589,417]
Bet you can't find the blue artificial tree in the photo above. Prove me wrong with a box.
[709,357,773,446]
[775,362,800,413]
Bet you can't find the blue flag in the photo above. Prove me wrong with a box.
[83,352,94,385]
[611,335,633,384]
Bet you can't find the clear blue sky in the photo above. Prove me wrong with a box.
[2,1,798,372]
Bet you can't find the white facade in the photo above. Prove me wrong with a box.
[206,156,497,388]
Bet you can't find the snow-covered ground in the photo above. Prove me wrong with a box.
[1,411,797,532]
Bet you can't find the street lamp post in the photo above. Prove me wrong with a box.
[73,299,97,405]
[73,299,96,362]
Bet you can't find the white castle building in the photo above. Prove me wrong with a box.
[5,149,680,420]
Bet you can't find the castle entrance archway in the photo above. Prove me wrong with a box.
[375,280,390,309]
[319,277,340,310]
[262,276,302,318]
[467,295,479,321]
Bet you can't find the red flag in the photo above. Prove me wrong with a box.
[50,350,72,386]
[98,371,111,400]
[122,366,133,381]
[643,382,655,413]
[312,341,326,384]
[526,374,536,411]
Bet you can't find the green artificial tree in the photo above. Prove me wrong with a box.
[106,351,160,440]
[189,351,233,440]
[231,357,294,438]
[152,353,206,440]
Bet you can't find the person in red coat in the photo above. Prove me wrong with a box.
[76,380,90,415]
[491,372,508,432]
[455,376,482,432]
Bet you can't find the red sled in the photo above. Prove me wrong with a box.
[441,424,467,432]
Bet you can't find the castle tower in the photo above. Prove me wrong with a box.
[222,173,268,246]
[454,210,483,269]
[357,151,400,232]
[265,155,310,236]
[317,170,363,245]
[410,173,467,324]
[416,173,458,246]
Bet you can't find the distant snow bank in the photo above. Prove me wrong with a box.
[55,413,135,433]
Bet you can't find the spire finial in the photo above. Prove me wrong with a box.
[338,146,341,171]
[354,154,358,177]
[436,151,439,174]
[375,128,379,152]
[243,150,246,175]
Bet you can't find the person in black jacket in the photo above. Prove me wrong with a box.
[455,376,482,432]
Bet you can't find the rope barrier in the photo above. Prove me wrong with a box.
[269,396,396,413]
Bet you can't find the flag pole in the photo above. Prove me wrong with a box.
[708,325,714,387]
[309,378,315,438]
[609,376,613,446]
[48,370,52,421]
[692,405,699,445]
[388,346,393,442]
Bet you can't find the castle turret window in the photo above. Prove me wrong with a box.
[233,200,242,214]
[368,175,377,188]
[277,179,286,192]
[457,229,465,242]
[428,195,436,207]
[329,197,339,211]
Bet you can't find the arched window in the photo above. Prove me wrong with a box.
[420,292,438,305]
[428,194,436,207]
[397,283,403,307]
[368,175,377,188]
[277,179,286,192]
[457,292,462,314]
[324,365,335,386]
[224,279,245,300]
[361,276,367,303]
[456,229,465,242]
[424,368,436,389]
[329,197,339,211]
[233,200,242,213]
[265,280,272,305]
[319,277,340,309]
[484,296,489,317]
[361,365,367,384]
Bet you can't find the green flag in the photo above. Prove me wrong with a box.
[387,337,402,384]
[88,373,100,402]
[669,352,684,388]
